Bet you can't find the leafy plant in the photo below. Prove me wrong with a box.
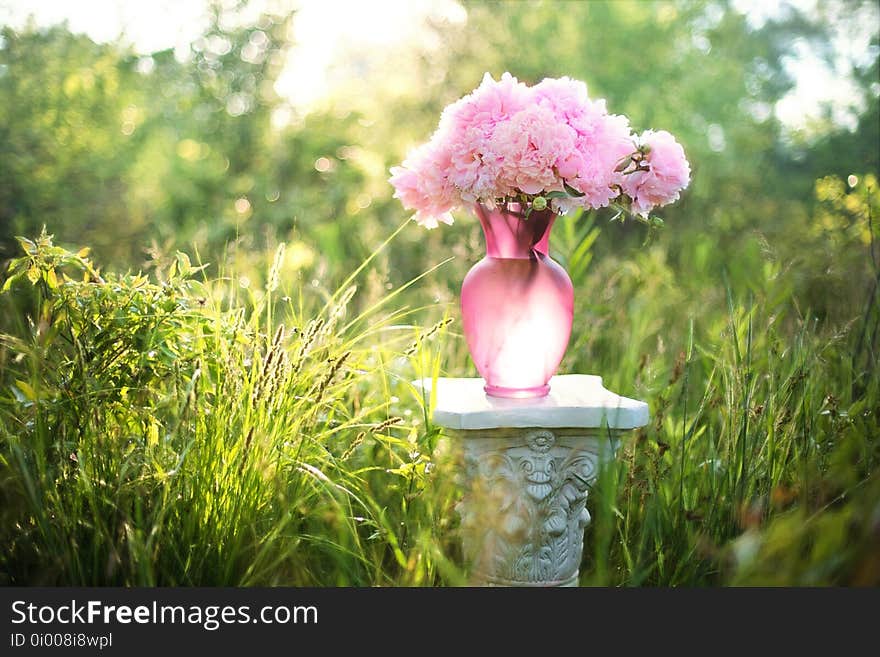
[0,231,460,585]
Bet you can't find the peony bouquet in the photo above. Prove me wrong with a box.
[390,73,690,228]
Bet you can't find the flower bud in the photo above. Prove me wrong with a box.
[532,196,547,211]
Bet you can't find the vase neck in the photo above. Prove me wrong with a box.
[474,203,555,259]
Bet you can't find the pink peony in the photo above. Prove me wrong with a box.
[438,73,531,201]
[438,72,532,139]
[531,77,633,210]
[389,139,457,229]
[564,109,634,211]
[621,130,691,216]
[388,72,689,227]
[532,76,591,125]
[490,105,576,195]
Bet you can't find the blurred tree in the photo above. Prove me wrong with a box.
[0,6,298,267]
[1,0,877,308]
[0,26,144,261]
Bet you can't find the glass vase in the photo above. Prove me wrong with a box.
[460,203,574,398]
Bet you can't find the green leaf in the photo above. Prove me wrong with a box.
[2,272,23,292]
[615,156,633,172]
[46,267,59,289]
[26,265,40,284]
[563,181,585,197]
[15,236,37,255]
[175,251,192,277]
[686,317,695,361]
[148,422,159,447]
[14,380,37,402]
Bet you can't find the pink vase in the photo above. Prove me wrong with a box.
[461,203,574,398]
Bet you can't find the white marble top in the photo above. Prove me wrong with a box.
[418,374,650,431]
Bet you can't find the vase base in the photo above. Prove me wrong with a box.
[484,383,550,399]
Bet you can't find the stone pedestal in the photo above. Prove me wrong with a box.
[422,375,649,587]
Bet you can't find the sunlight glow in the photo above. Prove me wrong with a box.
[0,0,873,130]
[733,0,878,131]
[0,0,208,55]
[276,0,465,111]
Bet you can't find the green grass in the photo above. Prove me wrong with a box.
[0,229,461,585]
[1,207,878,586]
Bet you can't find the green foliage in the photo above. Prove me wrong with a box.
[583,283,880,585]
[2,190,878,585]
[0,233,459,585]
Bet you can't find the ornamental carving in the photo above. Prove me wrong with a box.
[456,429,602,586]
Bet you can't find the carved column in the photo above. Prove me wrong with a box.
[421,375,648,587]
[455,427,617,586]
